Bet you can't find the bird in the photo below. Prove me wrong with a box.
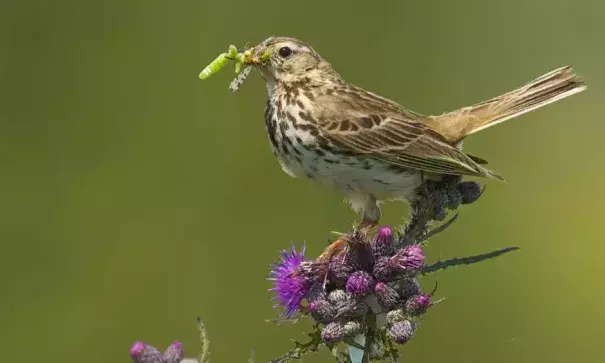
[240,36,586,254]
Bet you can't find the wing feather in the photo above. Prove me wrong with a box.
[321,109,502,179]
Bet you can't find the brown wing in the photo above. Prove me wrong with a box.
[314,93,502,179]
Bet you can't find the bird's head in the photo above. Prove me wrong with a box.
[243,36,338,91]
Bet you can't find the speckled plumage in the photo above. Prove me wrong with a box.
[245,36,586,223]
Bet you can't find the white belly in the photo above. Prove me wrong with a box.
[275,143,422,201]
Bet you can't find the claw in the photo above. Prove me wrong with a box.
[317,239,346,263]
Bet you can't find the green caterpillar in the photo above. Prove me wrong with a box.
[199,44,259,91]
[199,44,248,80]
[198,53,230,80]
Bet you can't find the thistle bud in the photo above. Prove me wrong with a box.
[163,341,184,363]
[389,245,424,275]
[434,206,447,221]
[405,294,431,316]
[387,320,416,344]
[346,271,375,297]
[343,320,362,337]
[348,299,369,319]
[386,308,406,325]
[130,342,163,363]
[307,284,328,303]
[374,282,400,310]
[130,342,145,360]
[372,257,392,282]
[445,185,463,209]
[335,294,369,319]
[372,226,394,257]
[308,299,336,323]
[458,181,482,204]
[328,254,354,286]
[321,322,345,343]
[398,278,421,299]
[327,289,347,305]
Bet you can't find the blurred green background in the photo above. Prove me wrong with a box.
[1,0,603,362]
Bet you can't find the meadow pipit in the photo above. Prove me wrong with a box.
[238,36,585,257]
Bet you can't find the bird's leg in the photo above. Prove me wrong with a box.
[358,217,378,230]
[317,237,346,264]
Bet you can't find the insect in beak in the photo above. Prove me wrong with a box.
[243,49,261,65]
[243,47,272,66]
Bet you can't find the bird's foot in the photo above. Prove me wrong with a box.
[358,218,378,231]
[316,219,378,288]
[318,219,377,262]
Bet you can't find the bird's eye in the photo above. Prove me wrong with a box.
[278,46,293,58]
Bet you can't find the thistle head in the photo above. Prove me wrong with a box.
[372,226,395,257]
[387,320,416,344]
[129,342,163,363]
[321,322,345,343]
[163,341,184,363]
[457,181,483,204]
[389,244,425,275]
[269,244,316,317]
[374,282,400,310]
[244,36,338,87]
[346,270,375,297]
[405,293,432,316]
[308,298,337,323]
[398,278,421,299]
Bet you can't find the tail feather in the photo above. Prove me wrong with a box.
[429,66,586,143]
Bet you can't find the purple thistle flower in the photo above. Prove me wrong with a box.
[163,340,184,363]
[129,341,163,363]
[346,271,375,297]
[373,226,395,257]
[130,342,145,360]
[390,245,425,274]
[405,294,432,316]
[377,226,393,242]
[387,320,416,344]
[269,244,313,317]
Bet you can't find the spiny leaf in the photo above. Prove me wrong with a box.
[422,247,520,275]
